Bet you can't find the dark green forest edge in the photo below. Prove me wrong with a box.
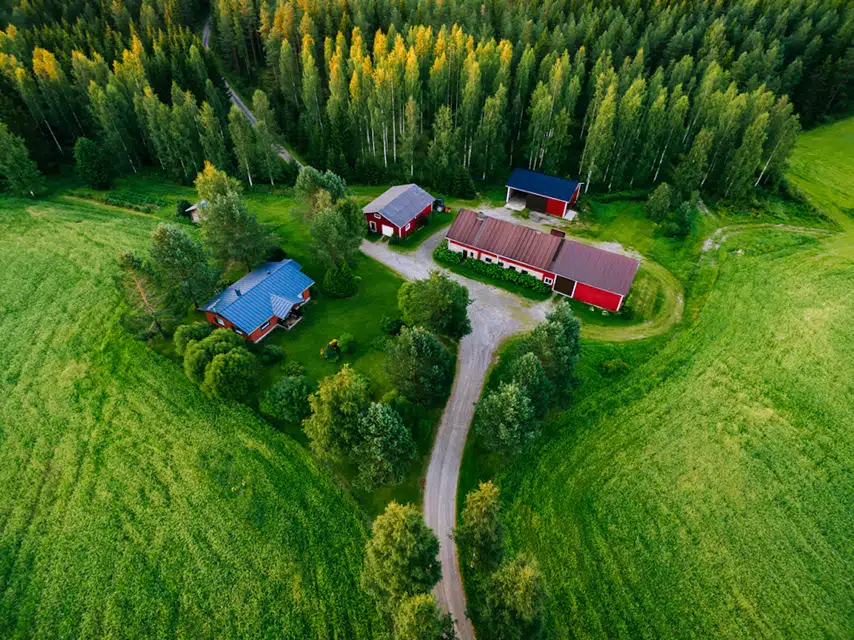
[1,0,853,639]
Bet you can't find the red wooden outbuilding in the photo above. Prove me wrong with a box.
[505,168,582,219]
[363,184,435,238]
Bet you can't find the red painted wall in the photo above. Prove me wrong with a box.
[248,317,278,342]
[545,198,566,216]
[572,282,622,311]
[366,204,431,238]
[448,240,555,281]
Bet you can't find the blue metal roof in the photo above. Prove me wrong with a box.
[507,168,580,202]
[199,260,314,333]
[362,184,435,227]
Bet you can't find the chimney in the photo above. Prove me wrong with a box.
[235,288,242,296]
[550,229,566,238]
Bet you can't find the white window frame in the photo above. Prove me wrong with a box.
[484,256,492,263]
[369,220,377,232]
[404,222,410,231]
[215,316,225,326]
[544,277,553,285]
[259,320,271,331]
[373,213,381,219]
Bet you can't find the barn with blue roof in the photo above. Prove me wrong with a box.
[506,168,582,218]
[199,259,314,342]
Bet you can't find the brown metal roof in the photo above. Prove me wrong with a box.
[551,240,640,296]
[446,208,484,247]
[447,209,562,272]
[447,209,640,296]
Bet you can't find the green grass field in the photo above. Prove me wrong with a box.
[487,122,854,637]
[0,196,383,637]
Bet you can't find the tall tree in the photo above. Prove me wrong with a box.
[228,104,256,186]
[398,270,471,339]
[475,382,538,453]
[361,501,441,610]
[481,554,546,640]
[148,223,219,308]
[724,112,769,199]
[200,190,269,272]
[354,402,416,491]
[384,326,454,406]
[0,121,44,197]
[456,480,502,570]
[303,365,372,462]
[675,128,714,198]
[198,101,230,170]
[251,90,280,185]
[393,594,457,640]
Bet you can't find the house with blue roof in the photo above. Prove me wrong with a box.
[505,168,582,219]
[199,259,314,342]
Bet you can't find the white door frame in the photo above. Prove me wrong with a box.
[369,220,377,232]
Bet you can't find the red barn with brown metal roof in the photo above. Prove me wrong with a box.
[446,209,639,311]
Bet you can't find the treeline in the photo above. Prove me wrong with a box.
[0,0,295,187]
[210,0,852,197]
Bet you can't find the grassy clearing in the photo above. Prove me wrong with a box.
[488,124,854,638]
[0,196,382,638]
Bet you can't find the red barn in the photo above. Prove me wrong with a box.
[199,259,314,343]
[363,184,435,238]
[505,168,582,219]
[446,209,639,312]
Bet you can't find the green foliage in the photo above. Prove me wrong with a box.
[173,322,214,355]
[74,136,113,189]
[398,270,472,339]
[599,359,631,377]
[354,402,416,491]
[475,383,538,453]
[260,375,313,423]
[202,347,259,401]
[0,121,43,197]
[645,183,672,223]
[295,165,348,209]
[256,343,285,364]
[663,197,701,238]
[175,198,192,219]
[381,315,405,335]
[311,199,366,268]
[303,364,372,462]
[433,242,553,296]
[384,326,454,406]
[456,481,503,571]
[361,501,441,610]
[323,259,359,297]
[200,190,271,272]
[480,555,546,640]
[320,339,341,362]
[148,223,219,307]
[182,328,244,384]
[70,188,169,213]
[114,250,176,338]
[392,594,457,640]
[518,300,582,392]
[338,332,355,354]
[505,352,552,418]
[281,360,306,377]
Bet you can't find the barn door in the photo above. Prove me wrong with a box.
[553,275,576,297]
[526,194,547,212]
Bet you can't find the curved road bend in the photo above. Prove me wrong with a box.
[362,231,551,639]
[201,17,300,166]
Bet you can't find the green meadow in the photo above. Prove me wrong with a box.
[0,196,383,637]
[490,120,854,637]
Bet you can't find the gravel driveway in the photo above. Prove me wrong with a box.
[361,230,550,639]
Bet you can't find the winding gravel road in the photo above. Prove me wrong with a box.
[362,231,551,639]
[201,18,301,166]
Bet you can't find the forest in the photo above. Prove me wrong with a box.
[0,0,852,198]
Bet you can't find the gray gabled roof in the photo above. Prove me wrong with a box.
[550,240,639,296]
[362,184,435,227]
[199,260,314,333]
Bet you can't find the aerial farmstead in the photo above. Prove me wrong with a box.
[199,259,314,342]
[505,168,582,219]
[446,209,639,311]
[363,183,438,238]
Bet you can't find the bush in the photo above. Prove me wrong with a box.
[176,199,192,219]
[385,326,454,407]
[282,360,306,376]
[324,261,358,298]
[183,328,244,383]
[260,375,313,422]
[202,347,259,401]
[370,336,389,351]
[380,315,405,335]
[321,339,341,362]
[433,241,552,295]
[173,322,214,355]
[74,137,112,189]
[663,198,700,238]
[338,332,355,354]
[258,343,285,364]
[645,183,672,222]
[599,359,630,377]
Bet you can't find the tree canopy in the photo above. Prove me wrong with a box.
[398,271,471,340]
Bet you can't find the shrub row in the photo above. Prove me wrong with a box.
[433,242,552,295]
[71,188,169,213]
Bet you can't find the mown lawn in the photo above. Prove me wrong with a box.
[0,196,382,638]
[489,123,854,638]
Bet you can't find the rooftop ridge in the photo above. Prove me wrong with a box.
[212,260,291,312]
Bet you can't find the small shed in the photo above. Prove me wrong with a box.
[199,259,314,342]
[363,184,435,238]
[185,199,208,223]
[506,169,582,218]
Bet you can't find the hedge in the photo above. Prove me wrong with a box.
[433,241,553,295]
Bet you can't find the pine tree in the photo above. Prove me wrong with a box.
[0,121,44,197]
[252,90,280,185]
